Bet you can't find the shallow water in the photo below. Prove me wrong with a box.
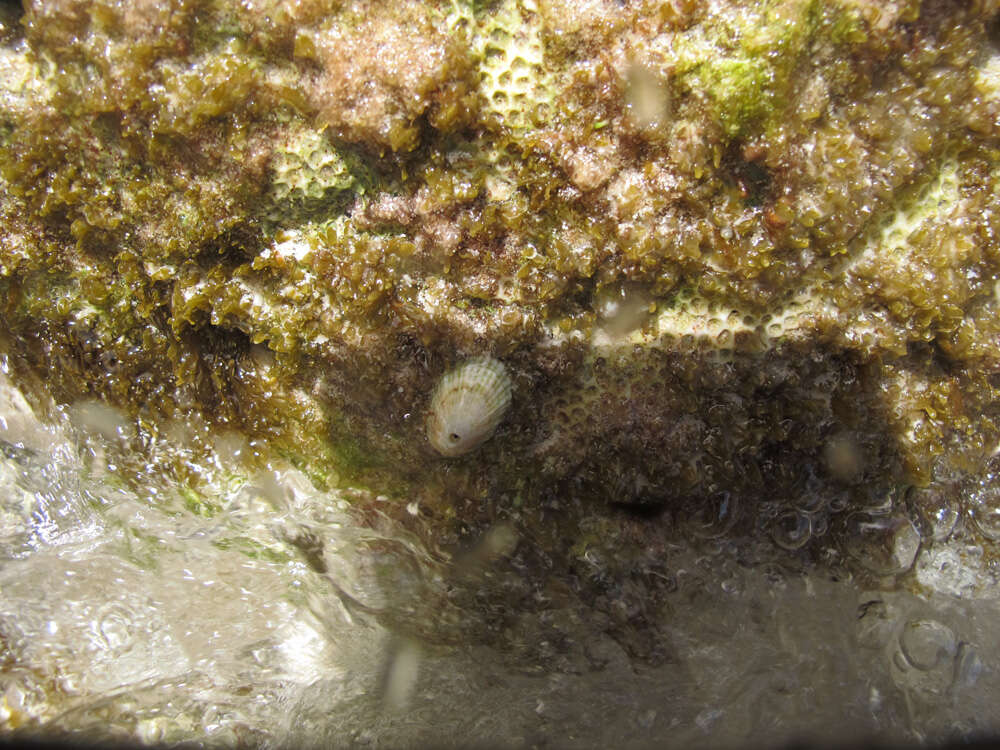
[0,369,998,748]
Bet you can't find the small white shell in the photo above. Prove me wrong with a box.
[427,357,512,457]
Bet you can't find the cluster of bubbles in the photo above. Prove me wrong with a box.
[856,592,987,723]
[674,427,1000,589]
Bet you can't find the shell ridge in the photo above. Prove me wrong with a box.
[427,357,513,457]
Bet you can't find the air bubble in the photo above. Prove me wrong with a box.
[909,484,959,542]
[688,492,740,540]
[967,482,1000,540]
[840,512,921,576]
[828,490,850,513]
[793,481,829,513]
[898,619,956,671]
[771,510,812,550]
[890,619,960,698]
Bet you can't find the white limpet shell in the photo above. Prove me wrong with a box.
[427,357,512,457]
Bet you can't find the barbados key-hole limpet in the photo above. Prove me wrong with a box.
[427,357,512,457]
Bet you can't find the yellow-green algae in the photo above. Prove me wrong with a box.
[1,0,1000,582]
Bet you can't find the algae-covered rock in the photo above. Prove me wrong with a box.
[1,0,1000,572]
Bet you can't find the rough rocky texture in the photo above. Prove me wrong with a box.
[2,0,1000,612]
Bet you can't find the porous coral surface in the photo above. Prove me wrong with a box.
[1,0,1000,579]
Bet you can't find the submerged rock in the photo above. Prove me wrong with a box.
[0,0,999,567]
[6,3,1000,744]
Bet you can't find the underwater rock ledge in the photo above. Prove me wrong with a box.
[0,0,999,569]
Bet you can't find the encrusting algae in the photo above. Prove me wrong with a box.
[1,0,1000,606]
